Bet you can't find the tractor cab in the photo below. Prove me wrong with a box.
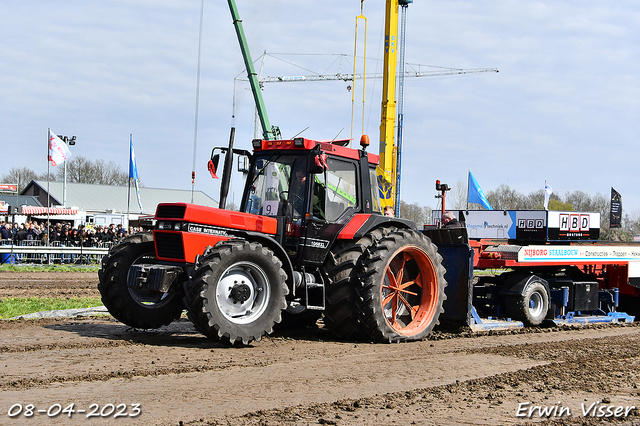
[239,137,380,266]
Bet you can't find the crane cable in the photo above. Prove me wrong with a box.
[191,0,205,203]
[350,0,367,147]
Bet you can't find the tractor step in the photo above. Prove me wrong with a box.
[305,281,325,310]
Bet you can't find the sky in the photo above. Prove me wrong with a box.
[2,1,640,215]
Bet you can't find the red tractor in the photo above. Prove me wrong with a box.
[98,135,447,344]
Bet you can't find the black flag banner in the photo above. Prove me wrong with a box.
[610,187,622,228]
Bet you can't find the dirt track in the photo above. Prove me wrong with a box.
[1,270,640,425]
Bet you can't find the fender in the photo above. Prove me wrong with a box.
[225,230,295,292]
[501,273,551,297]
[337,213,415,240]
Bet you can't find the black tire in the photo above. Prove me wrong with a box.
[323,227,391,340]
[617,295,640,318]
[358,229,447,343]
[184,240,288,345]
[505,278,549,326]
[98,232,184,329]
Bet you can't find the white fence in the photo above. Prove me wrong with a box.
[0,240,111,265]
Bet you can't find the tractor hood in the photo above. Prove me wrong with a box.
[155,203,277,235]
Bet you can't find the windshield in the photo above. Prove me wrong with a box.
[244,154,304,219]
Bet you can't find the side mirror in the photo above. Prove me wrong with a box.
[237,155,250,173]
[208,154,220,179]
[308,152,328,174]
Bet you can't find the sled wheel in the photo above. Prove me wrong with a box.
[359,229,447,342]
[98,232,184,329]
[185,240,288,345]
[506,277,549,326]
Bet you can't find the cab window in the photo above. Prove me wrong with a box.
[369,166,382,214]
[318,158,357,221]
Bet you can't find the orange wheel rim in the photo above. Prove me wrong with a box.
[380,246,438,336]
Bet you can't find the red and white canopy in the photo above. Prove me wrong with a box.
[21,207,78,215]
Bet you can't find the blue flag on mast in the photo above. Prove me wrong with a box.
[129,136,143,212]
[468,171,493,210]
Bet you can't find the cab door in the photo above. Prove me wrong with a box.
[299,156,359,265]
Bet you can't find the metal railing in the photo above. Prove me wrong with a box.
[0,240,111,265]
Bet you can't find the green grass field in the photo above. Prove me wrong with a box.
[0,297,104,319]
[0,264,102,319]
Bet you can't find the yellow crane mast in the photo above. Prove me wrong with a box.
[377,0,403,210]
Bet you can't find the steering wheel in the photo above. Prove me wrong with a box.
[280,191,302,202]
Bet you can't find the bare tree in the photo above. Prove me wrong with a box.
[55,155,129,186]
[398,200,426,227]
[486,184,527,210]
[1,167,54,192]
[623,212,640,237]
[449,180,467,210]
[523,189,546,209]
[423,205,433,226]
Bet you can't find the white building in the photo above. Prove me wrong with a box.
[20,180,219,227]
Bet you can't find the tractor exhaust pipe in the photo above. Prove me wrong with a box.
[219,127,235,210]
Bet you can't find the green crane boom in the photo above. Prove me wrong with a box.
[227,0,280,140]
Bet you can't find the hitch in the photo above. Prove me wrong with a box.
[127,264,185,293]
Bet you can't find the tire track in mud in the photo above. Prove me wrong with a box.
[3,271,640,425]
[185,333,640,426]
[0,271,99,298]
[2,319,640,425]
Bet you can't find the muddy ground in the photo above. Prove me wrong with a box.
[1,270,640,425]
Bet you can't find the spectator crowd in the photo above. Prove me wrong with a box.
[0,220,145,247]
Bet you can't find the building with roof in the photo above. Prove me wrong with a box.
[18,180,219,226]
[0,194,42,216]
[0,194,42,208]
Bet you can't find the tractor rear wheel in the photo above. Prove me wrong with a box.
[185,240,288,345]
[323,227,392,340]
[358,229,447,343]
[98,232,184,329]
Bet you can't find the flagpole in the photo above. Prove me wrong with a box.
[46,129,51,263]
[466,170,470,210]
[127,135,132,227]
[63,154,67,207]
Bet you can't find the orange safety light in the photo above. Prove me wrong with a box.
[360,134,370,149]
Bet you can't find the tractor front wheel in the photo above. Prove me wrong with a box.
[185,240,288,345]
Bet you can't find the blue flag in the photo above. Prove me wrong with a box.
[129,136,143,212]
[468,171,492,210]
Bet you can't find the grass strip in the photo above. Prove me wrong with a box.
[0,265,100,273]
[0,297,103,319]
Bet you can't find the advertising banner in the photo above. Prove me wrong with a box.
[610,188,622,228]
[450,210,600,242]
[547,211,600,241]
[0,184,17,192]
